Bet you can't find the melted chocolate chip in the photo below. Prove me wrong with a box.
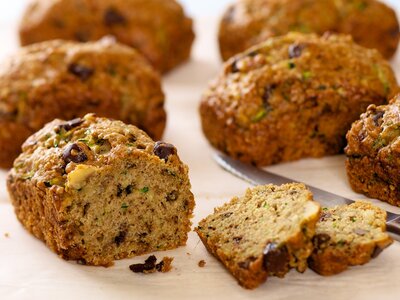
[68,64,94,81]
[153,142,176,161]
[353,228,368,236]
[313,233,331,248]
[288,43,305,59]
[62,143,88,164]
[104,7,127,26]
[129,255,158,273]
[263,243,289,274]
[114,230,127,246]
[57,118,84,132]
[372,111,385,126]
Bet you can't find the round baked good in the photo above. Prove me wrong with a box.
[219,0,400,61]
[195,183,320,289]
[7,114,195,266]
[200,32,398,166]
[19,0,195,73]
[345,97,400,207]
[0,38,165,169]
[309,202,392,275]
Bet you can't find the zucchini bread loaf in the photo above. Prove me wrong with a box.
[0,38,165,168]
[7,114,194,266]
[345,97,400,207]
[19,0,194,73]
[195,183,320,289]
[219,0,399,60]
[200,32,398,166]
[309,201,393,275]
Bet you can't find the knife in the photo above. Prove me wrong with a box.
[214,152,400,241]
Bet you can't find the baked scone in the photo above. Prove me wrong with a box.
[0,38,165,169]
[345,97,400,207]
[200,32,398,166]
[219,0,400,61]
[195,183,320,289]
[19,0,194,73]
[309,201,393,275]
[7,114,194,266]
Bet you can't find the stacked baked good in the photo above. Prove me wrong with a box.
[219,0,400,60]
[0,37,165,168]
[19,0,195,73]
[7,114,195,266]
[200,32,398,166]
[346,96,400,207]
[196,183,321,289]
[196,184,393,289]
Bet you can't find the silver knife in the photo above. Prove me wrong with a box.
[214,152,400,241]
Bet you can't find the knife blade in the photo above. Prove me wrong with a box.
[214,152,400,240]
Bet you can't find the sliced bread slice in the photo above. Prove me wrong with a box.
[309,201,393,275]
[195,183,320,289]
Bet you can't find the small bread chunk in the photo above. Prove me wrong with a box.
[195,183,320,289]
[309,202,393,275]
[7,114,194,266]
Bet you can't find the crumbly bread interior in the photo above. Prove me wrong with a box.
[196,183,320,288]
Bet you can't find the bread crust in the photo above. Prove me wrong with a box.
[219,0,399,61]
[0,38,165,168]
[19,0,194,73]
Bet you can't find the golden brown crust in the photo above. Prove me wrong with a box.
[19,0,194,73]
[7,114,194,266]
[200,32,398,166]
[219,0,399,61]
[0,38,165,168]
[345,96,400,207]
[308,202,393,275]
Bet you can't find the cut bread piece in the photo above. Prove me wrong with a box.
[309,201,393,275]
[7,114,195,266]
[195,183,320,289]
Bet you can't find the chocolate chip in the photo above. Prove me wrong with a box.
[372,111,385,126]
[117,184,123,197]
[223,212,233,218]
[263,243,289,274]
[129,255,158,273]
[68,64,94,81]
[155,261,164,272]
[114,230,127,246]
[166,190,178,202]
[62,143,88,164]
[288,43,305,59]
[313,233,331,248]
[371,245,384,258]
[262,85,276,107]
[57,118,84,132]
[231,59,239,73]
[353,228,368,236]
[44,181,52,188]
[153,141,176,161]
[125,184,133,195]
[104,7,126,26]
